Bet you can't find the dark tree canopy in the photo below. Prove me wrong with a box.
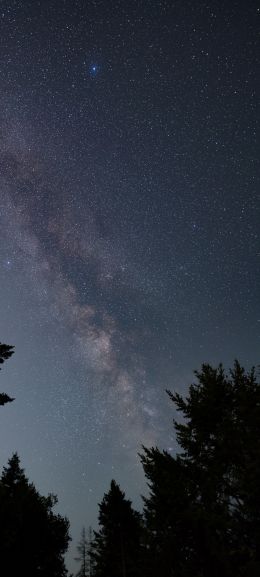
[91,480,143,577]
[140,361,260,577]
[0,342,14,366]
[0,342,15,406]
[0,453,70,577]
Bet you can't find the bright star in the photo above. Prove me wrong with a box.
[4,259,12,270]
[90,64,98,76]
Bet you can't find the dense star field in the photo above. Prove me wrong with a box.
[0,0,258,572]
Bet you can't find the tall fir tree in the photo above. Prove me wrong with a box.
[75,526,93,577]
[140,361,260,577]
[91,480,142,577]
[0,453,70,576]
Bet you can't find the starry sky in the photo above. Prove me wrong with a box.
[0,0,259,572]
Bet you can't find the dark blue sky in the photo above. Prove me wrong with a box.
[0,0,259,573]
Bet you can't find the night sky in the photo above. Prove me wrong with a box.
[0,0,259,572]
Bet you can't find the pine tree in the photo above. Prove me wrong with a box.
[140,447,198,577]
[0,453,70,576]
[0,342,15,405]
[75,526,93,577]
[140,361,260,577]
[91,480,142,577]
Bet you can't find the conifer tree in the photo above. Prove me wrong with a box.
[75,526,93,577]
[91,480,142,577]
[0,342,15,405]
[140,361,260,577]
[0,453,70,576]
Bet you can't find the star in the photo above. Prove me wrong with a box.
[90,64,98,76]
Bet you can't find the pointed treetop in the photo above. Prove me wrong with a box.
[1,452,28,487]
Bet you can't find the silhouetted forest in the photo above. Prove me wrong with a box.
[1,342,259,576]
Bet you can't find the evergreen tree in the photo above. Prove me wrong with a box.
[140,447,198,577]
[75,526,93,577]
[140,361,260,577]
[0,342,15,405]
[0,453,70,576]
[91,480,142,577]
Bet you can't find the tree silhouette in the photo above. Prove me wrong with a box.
[91,480,142,577]
[140,361,260,577]
[0,453,70,576]
[140,447,198,577]
[75,526,93,577]
[0,342,15,405]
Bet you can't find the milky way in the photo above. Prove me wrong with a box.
[0,1,258,573]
